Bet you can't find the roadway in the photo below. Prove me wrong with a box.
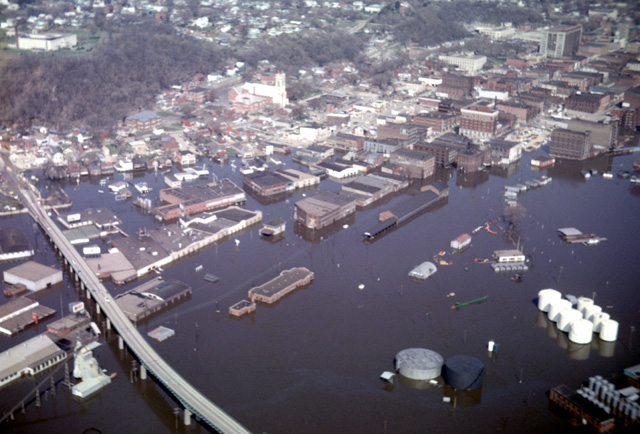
[5,160,251,433]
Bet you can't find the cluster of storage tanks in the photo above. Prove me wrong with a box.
[394,348,484,391]
[538,289,618,345]
[576,376,640,421]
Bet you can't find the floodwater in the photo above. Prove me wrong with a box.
[2,150,640,434]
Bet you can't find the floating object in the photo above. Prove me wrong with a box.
[195,265,203,272]
[599,320,619,342]
[443,355,484,391]
[204,274,219,283]
[548,299,572,322]
[380,371,395,382]
[408,262,437,280]
[485,223,497,235]
[557,309,583,333]
[148,326,175,342]
[235,239,240,247]
[451,296,488,310]
[395,348,443,380]
[358,284,365,290]
[447,292,455,297]
[487,340,495,352]
[343,224,349,229]
[568,319,593,344]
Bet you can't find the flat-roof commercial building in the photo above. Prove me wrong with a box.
[16,33,77,51]
[389,149,435,179]
[156,179,245,221]
[439,53,487,72]
[116,278,192,323]
[0,334,67,388]
[550,129,591,160]
[540,24,582,58]
[3,261,63,292]
[294,190,356,230]
[0,297,56,336]
[248,268,314,304]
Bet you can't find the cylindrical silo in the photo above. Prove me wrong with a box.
[599,320,619,342]
[394,348,443,380]
[442,355,484,391]
[577,297,594,315]
[538,289,561,312]
[568,319,593,344]
[593,312,611,333]
[558,309,583,332]
[548,299,572,322]
[583,305,602,322]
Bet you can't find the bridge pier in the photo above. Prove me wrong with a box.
[184,409,191,426]
[106,318,111,330]
[118,336,124,350]
[140,365,147,380]
[96,303,100,315]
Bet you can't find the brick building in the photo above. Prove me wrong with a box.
[459,100,499,140]
[389,148,435,179]
[549,129,591,160]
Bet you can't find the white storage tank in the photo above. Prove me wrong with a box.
[394,348,443,380]
[577,296,593,314]
[548,299,572,322]
[557,309,583,333]
[592,312,610,333]
[599,320,619,342]
[537,289,561,312]
[568,319,593,344]
[583,305,603,322]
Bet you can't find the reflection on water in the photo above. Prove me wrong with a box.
[535,310,616,360]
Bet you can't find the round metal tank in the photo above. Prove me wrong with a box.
[537,289,561,312]
[557,309,583,332]
[599,319,619,342]
[568,319,593,344]
[394,348,443,380]
[583,305,602,322]
[443,355,484,391]
[593,312,611,333]
[548,299,572,322]
[577,296,594,314]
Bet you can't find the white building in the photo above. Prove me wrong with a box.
[16,33,77,51]
[237,72,288,108]
[439,53,487,72]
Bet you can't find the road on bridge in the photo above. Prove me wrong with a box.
[3,159,251,434]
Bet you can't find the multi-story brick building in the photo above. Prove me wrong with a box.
[389,148,435,179]
[376,123,420,147]
[294,190,356,229]
[549,129,591,160]
[459,100,499,140]
[125,111,163,131]
[565,93,611,114]
[412,112,459,133]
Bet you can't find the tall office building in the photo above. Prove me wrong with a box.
[540,24,583,58]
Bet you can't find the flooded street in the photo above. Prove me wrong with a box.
[2,151,640,434]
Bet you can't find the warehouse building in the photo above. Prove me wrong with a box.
[3,261,63,292]
[0,334,67,388]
